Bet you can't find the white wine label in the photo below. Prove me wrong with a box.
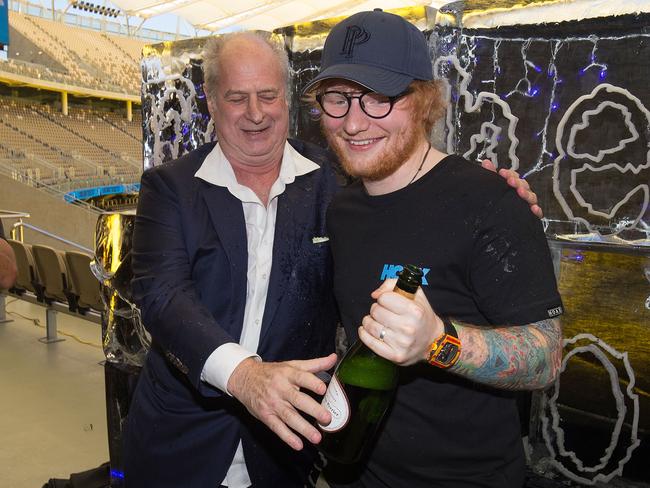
[318,375,350,432]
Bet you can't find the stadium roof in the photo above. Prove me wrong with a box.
[108,0,447,33]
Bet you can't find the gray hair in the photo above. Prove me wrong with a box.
[202,32,290,102]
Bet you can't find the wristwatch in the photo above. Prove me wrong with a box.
[427,317,461,368]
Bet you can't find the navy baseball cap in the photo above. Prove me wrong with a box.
[303,9,433,97]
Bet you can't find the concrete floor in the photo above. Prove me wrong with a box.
[0,297,108,488]
[0,295,329,488]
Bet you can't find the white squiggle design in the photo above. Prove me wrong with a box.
[145,92,182,164]
[570,161,650,220]
[541,333,640,485]
[143,73,203,167]
[553,83,650,234]
[145,73,197,121]
[568,102,639,162]
[464,122,501,166]
[434,55,520,170]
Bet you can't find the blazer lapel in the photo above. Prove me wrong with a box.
[259,173,314,345]
[200,182,248,340]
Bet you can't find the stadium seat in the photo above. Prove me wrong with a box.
[32,244,78,311]
[7,240,44,301]
[65,251,104,313]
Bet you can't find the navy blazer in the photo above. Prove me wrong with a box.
[123,140,339,487]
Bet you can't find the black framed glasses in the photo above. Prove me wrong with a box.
[315,90,410,119]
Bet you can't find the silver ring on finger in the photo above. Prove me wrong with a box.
[379,327,387,341]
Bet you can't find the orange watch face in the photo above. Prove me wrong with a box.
[428,334,461,368]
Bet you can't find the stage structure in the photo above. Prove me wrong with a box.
[95,1,649,486]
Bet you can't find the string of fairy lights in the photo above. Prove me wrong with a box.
[452,32,650,163]
[436,30,650,239]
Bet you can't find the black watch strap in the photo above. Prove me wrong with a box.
[441,316,458,338]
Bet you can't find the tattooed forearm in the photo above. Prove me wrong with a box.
[450,318,563,390]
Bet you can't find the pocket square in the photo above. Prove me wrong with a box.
[312,236,329,244]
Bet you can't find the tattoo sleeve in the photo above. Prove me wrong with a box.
[450,318,563,390]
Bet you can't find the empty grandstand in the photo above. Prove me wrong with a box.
[0,93,142,187]
[0,1,157,215]
[6,9,142,94]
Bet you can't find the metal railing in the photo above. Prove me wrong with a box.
[0,210,30,241]
[11,221,93,253]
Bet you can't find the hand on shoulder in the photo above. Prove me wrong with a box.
[481,160,543,218]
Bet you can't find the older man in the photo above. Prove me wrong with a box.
[303,9,564,488]
[123,32,339,488]
[124,29,545,488]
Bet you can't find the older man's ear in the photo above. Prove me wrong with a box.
[481,160,543,219]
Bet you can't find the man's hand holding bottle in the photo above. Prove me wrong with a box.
[359,279,445,366]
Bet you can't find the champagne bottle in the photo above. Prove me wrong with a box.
[318,264,423,464]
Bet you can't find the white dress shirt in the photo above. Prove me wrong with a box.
[194,142,319,488]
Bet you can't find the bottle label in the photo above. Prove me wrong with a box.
[318,375,350,432]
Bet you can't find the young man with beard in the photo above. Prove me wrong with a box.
[303,9,564,488]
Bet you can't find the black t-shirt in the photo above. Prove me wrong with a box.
[326,155,563,487]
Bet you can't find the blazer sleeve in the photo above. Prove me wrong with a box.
[131,166,235,397]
